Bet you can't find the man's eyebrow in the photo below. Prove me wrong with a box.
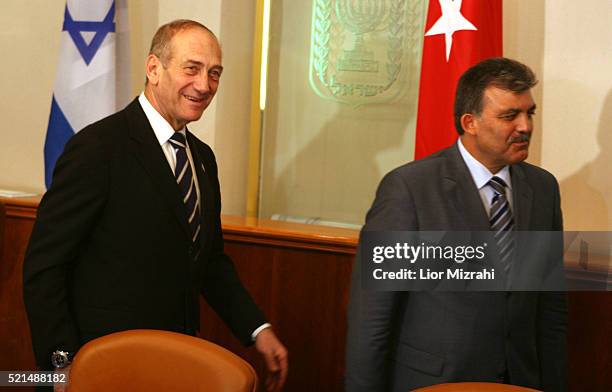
[181,60,223,71]
[499,104,537,116]
[499,108,520,116]
[210,65,224,72]
[182,59,203,66]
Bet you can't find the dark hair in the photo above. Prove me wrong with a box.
[148,19,216,66]
[454,57,538,135]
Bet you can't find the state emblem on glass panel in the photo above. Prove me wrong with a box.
[309,0,426,106]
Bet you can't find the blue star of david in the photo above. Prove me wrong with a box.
[62,2,116,66]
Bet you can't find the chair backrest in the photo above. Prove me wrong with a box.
[413,382,541,392]
[68,329,257,392]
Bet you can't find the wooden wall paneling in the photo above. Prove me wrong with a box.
[200,238,355,392]
[567,291,612,391]
[269,246,352,391]
[0,202,36,371]
[0,202,4,263]
[0,200,37,392]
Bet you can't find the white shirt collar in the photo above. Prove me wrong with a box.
[457,138,511,190]
[138,92,185,145]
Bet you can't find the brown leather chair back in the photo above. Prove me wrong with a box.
[413,382,541,391]
[68,329,257,392]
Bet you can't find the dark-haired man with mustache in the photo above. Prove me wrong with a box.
[346,58,567,391]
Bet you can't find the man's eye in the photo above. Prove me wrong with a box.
[185,66,198,74]
[209,70,221,80]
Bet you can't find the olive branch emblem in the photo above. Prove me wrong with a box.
[309,0,423,105]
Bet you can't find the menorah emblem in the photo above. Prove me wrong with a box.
[309,0,425,105]
[335,0,388,72]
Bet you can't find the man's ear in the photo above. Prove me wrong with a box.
[145,54,161,85]
[461,113,478,136]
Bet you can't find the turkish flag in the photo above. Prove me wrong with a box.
[414,0,502,160]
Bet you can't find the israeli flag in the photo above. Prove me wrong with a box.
[44,0,131,187]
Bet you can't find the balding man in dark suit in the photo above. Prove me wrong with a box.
[24,19,287,392]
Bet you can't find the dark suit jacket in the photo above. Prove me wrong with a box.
[23,99,265,369]
[346,144,567,391]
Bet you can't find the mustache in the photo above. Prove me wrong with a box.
[509,133,531,143]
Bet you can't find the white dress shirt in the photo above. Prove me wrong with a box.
[138,92,202,207]
[457,138,513,215]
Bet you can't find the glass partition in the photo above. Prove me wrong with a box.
[258,0,427,228]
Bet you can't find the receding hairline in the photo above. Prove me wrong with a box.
[148,20,220,65]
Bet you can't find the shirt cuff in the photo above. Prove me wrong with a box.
[251,323,272,342]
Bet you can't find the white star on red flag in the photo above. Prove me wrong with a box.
[424,0,477,61]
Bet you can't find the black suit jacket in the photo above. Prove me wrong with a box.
[346,144,567,391]
[24,99,265,369]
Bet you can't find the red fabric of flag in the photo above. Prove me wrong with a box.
[414,0,502,160]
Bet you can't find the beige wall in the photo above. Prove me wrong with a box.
[504,0,612,230]
[1,0,611,227]
[0,0,65,193]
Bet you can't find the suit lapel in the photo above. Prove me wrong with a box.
[510,164,533,230]
[124,99,192,240]
[443,145,491,230]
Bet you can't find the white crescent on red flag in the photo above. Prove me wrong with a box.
[414,0,502,160]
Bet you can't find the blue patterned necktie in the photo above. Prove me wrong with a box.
[169,132,201,246]
[488,176,515,274]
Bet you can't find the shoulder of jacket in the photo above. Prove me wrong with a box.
[384,149,449,184]
[515,161,558,184]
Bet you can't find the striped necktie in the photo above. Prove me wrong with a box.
[169,132,201,246]
[488,176,515,272]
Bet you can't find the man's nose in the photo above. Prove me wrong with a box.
[193,71,210,94]
[516,113,532,132]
